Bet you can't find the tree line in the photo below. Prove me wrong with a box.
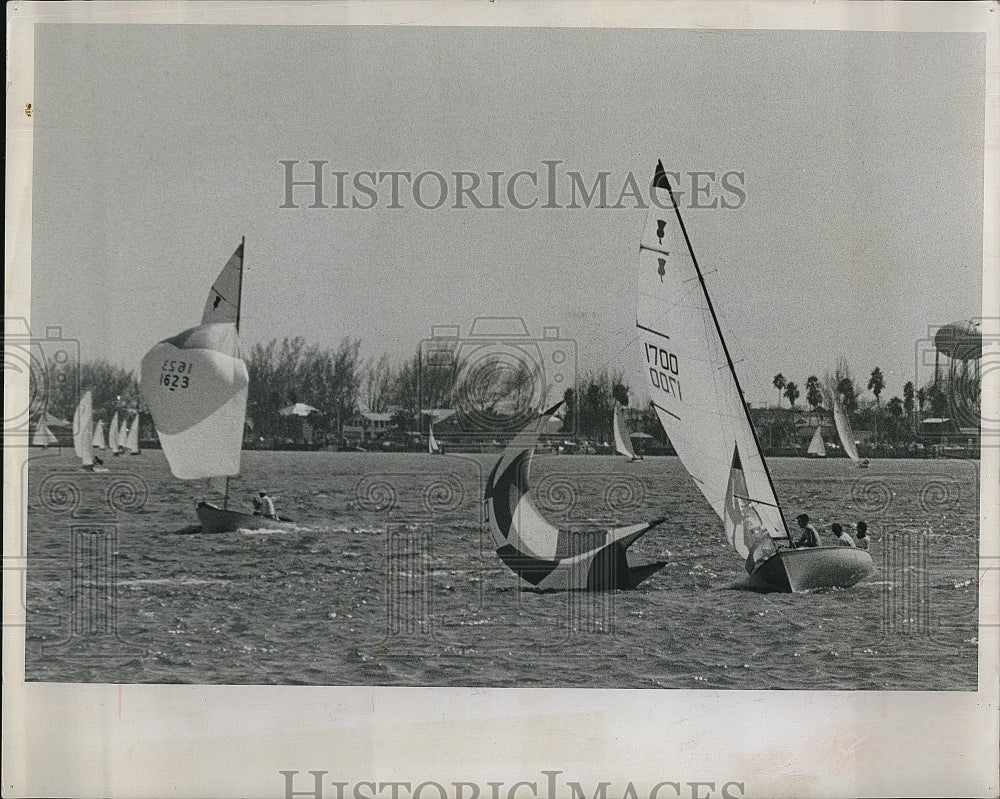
[30,340,974,450]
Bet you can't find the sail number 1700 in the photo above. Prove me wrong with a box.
[644,343,682,401]
[161,359,193,391]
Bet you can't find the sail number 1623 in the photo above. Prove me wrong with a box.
[644,343,682,400]
[161,359,193,391]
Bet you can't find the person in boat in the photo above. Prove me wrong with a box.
[253,490,277,519]
[831,522,856,548]
[792,513,821,548]
[855,520,870,551]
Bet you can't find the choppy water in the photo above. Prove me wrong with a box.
[23,451,978,689]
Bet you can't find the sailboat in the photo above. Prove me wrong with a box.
[636,162,873,592]
[140,239,294,533]
[613,403,642,461]
[108,411,121,454]
[831,389,869,467]
[428,422,441,454]
[124,414,141,455]
[92,419,107,450]
[483,403,667,590]
[31,418,58,447]
[73,391,108,472]
[806,426,826,457]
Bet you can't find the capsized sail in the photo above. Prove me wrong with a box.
[108,411,120,451]
[140,323,248,479]
[92,419,106,450]
[831,391,860,462]
[613,404,639,460]
[636,161,789,562]
[32,419,58,447]
[807,426,826,457]
[73,391,95,466]
[484,404,666,590]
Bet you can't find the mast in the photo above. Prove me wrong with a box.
[224,236,246,511]
[655,163,791,540]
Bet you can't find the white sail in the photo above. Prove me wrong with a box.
[108,411,120,451]
[141,323,248,479]
[92,419,106,450]
[613,404,639,460]
[807,426,826,457]
[32,419,58,447]
[636,162,788,560]
[118,415,129,449]
[428,424,439,454]
[125,414,140,454]
[831,391,860,462]
[73,391,95,466]
[140,242,248,481]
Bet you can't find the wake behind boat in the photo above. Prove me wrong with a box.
[140,239,295,532]
[636,162,873,592]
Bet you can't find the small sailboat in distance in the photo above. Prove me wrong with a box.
[108,411,121,454]
[428,422,441,454]
[613,403,642,461]
[830,388,869,467]
[636,162,873,592]
[73,391,108,472]
[806,426,826,457]
[92,419,107,451]
[31,418,58,447]
[140,239,295,533]
[124,413,141,455]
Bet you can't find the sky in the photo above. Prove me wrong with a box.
[27,24,986,408]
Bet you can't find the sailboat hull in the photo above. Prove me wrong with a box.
[747,546,874,592]
[196,502,295,534]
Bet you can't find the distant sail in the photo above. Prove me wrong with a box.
[428,424,440,454]
[73,391,95,466]
[32,419,58,447]
[613,404,639,460]
[831,391,860,462]
[140,322,248,479]
[636,162,788,557]
[92,419,106,450]
[118,415,129,450]
[807,426,826,457]
[108,411,120,451]
[125,414,140,454]
[202,242,243,325]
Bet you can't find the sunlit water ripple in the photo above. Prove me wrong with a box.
[24,451,978,689]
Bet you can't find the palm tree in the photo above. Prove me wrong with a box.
[903,381,915,428]
[868,367,885,408]
[773,373,786,407]
[783,381,799,409]
[805,375,823,411]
